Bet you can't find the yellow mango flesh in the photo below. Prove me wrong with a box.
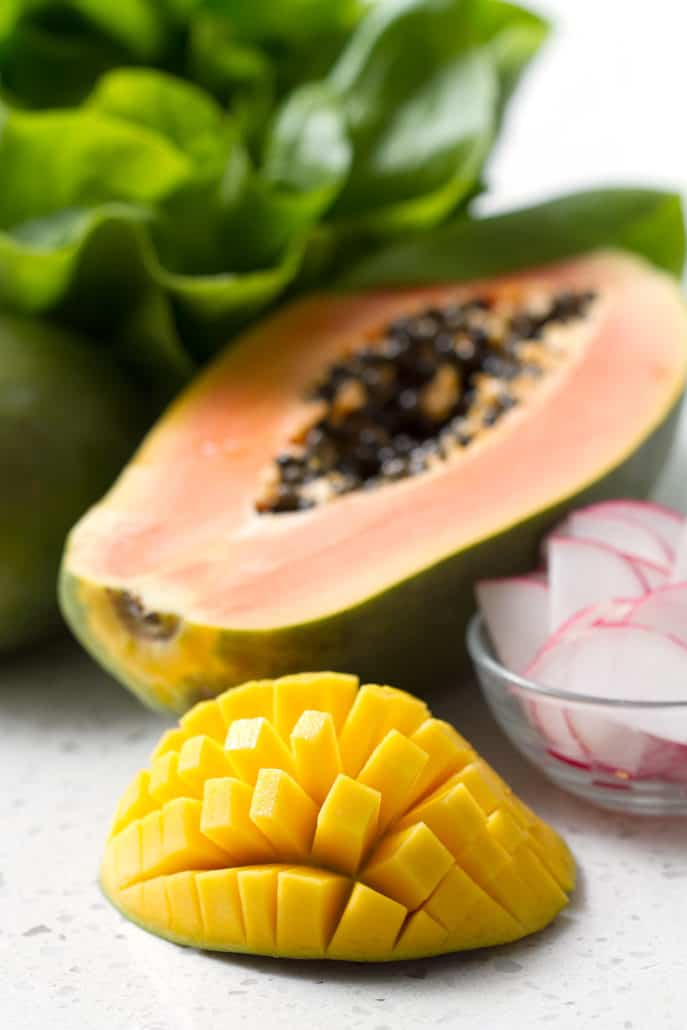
[101,672,575,960]
[290,710,342,804]
[200,777,276,864]
[249,768,318,860]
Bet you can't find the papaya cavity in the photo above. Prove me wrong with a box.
[257,288,596,514]
[110,590,180,642]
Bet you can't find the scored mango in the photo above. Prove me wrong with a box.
[101,673,575,960]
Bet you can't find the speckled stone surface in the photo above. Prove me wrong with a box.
[2,1,687,1024]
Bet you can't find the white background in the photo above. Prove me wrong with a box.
[2,3,687,1028]
[485,0,687,214]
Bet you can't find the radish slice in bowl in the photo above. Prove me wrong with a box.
[547,536,648,630]
[554,511,672,566]
[528,622,687,758]
[627,583,687,645]
[476,576,550,674]
[579,500,684,556]
[670,522,687,582]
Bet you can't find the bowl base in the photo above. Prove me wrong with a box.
[527,755,687,815]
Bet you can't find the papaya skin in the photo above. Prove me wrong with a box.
[0,315,145,652]
[59,399,682,713]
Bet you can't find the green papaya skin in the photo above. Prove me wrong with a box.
[0,315,144,652]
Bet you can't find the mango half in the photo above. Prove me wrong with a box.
[101,673,575,960]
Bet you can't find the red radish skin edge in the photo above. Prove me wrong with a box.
[546,534,650,632]
[580,500,685,557]
[551,519,672,572]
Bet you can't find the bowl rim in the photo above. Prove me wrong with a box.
[467,611,687,710]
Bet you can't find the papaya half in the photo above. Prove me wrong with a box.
[60,251,687,712]
[0,315,144,652]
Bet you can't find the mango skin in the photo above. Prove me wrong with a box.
[0,315,144,651]
[60,399,682,712]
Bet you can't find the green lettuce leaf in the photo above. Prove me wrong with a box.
[316,0,547,231]
[0,0,554,397]
[340,189,687,288]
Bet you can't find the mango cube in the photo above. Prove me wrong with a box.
[394,910,448,958]
[408,719,475,802]
[178,735,234,793]
[290,710,342,804]
[338,684,428,776]
[196,868,244,949]
[276,869,350,957]
[109,770,157,837]
[159,797,230,877]
[180,700,227,743]
[149,751,201,804]
[238,867,279,953]
[328,883,406,960]
[250,768,318,859]
[200,777,275,863]
[225,717,295,784]
[165,871,204,939]
[424,864,524,948]
[357,729,428,831]
[311,774,380,876]
[273,672,358,739]
[217,680,274,727]
[150,728,187,762]
[362,823,453,910]
[396,780,486,857]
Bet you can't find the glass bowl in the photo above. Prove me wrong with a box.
[467,613,687,815]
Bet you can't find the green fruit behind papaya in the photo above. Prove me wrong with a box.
[0,315,144,651]
[60,251,687,712]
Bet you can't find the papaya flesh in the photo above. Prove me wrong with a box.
[61,251,687,711]
[0,315,144,652]
[101,673,575,960]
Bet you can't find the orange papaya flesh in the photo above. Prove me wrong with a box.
[60,251,687,712]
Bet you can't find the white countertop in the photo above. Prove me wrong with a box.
[2,2,687,1027]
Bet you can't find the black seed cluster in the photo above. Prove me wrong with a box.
[259,289,595,513]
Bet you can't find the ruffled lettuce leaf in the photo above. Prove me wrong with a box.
[0,0,553,398]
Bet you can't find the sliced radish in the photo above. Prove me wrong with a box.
[556,510,671,567]
[567,709,650,775]
[527,695,589,765]
[636,735,687,781]
[542,598,635,648]
[671,526,687,583]
[630,558,668,590]
[626,584,687,646]
[476,576,550,674]
[578,500,684,557]
[528,623,687,745]
[548,536,647,632]
[523,605,629,768]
